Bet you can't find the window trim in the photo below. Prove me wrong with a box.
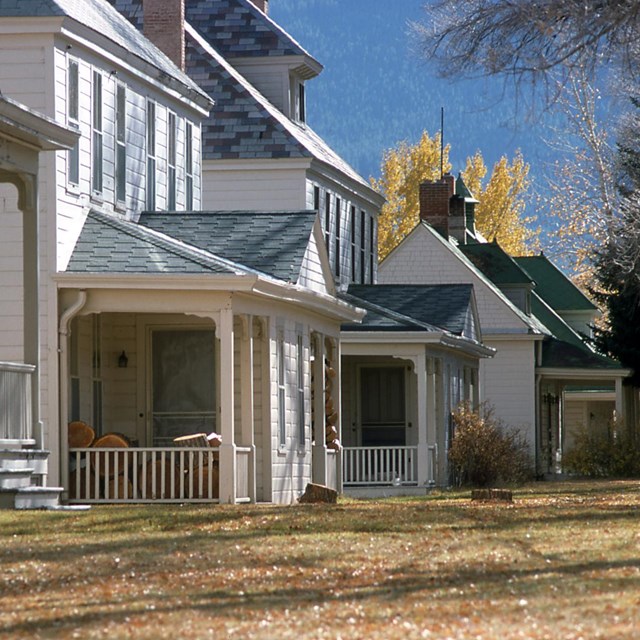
[360,210,366,284]
[115,82,127,205]
[350,205,356,282]
[335,197,341,278]
[185,120,193,210]
[167,111,177,210]
[67,57,80,188]
[277,330,286,450]
[297,334,305,449]
[146,100,156,210]
[91,70,103,195]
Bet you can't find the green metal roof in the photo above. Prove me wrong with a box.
[460,242,534,286]
[515,255,596,312]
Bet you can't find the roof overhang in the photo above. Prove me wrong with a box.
[0,95,78,151]
[341,330,495,359]
[54,271,364,324]
[536,367,631,380]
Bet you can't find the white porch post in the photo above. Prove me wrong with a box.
[218,307,236,503]
[311,332,327,485]
[415,352,429,486]
[240,315,256,503]
[21,177,43,448]
[426,358,438,482]
[332,337,343,491]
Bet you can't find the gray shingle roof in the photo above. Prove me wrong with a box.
[109,0,372,190]
[138,210,316,283]
[111,0,319,63]
[66,210,242,275]
[343,284,475,335]
[4,0,207,103]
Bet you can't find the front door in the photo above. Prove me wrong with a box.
[150,329,216,446]
[359,366,406,446]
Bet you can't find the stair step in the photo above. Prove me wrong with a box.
[14,486,63,510]
[0,468,35,489]
[0,449,49,474]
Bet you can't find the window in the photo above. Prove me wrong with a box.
[298,82,306,123]
[277,331,286,448]
[369,215,375,284]
[67,58,79,186]
[185,121,193,210]
[350,205,356,282]
[313,185,320,211]
[297,335,305,447]
[92,70,103,194]
[146,100,156,210]
[335,197,341,277]
[360,210,366,284]
[325,193,331,254]
[167,112,177,210]
[115,83,126,204]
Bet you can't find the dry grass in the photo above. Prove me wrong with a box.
[1,480,640,639]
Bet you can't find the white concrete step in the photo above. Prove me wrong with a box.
[14,486,63,510]
[0,468,35,489]
[0,449,49,474]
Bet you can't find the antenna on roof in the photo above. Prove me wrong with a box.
[440,106,445,179]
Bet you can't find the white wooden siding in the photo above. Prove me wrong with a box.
[298,231,329,294]
[230,63,290,115]
[0,186,23,362]
[201,163,307,211]
[481,338,536,451]
[379,225,528,332]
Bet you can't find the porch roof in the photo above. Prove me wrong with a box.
[341,284,474,336]
[138,210,315,283]
[66,210,249,275]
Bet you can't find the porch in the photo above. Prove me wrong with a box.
[342,444,437,497]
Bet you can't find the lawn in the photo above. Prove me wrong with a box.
[1,481,639,639]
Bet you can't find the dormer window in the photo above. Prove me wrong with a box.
[291,77,306,123]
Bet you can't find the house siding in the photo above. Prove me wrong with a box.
[201,162,307,211]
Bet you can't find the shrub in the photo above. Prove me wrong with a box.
[448,403,533,487]
[563,419,640,477]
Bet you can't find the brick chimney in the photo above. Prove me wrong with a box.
[419,173,468,244]
[248,0,269,13]
[143,0,185,72]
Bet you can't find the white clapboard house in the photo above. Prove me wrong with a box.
[0,0,366,507]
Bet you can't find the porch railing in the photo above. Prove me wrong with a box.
[68,447,220,503]
[0,362,35,443]
[342,446,419,486]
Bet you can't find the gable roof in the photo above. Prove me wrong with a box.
[343,284,475,336]
[515,254,597,312]
[109,0,377,196]
[66,211,246,275]
[460,242,535,287]
[138,210,316,283]
[6,0,208,105]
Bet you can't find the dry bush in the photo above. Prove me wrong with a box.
[448,403,533,487]
[563,419,640,478]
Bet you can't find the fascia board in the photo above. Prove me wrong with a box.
[253,280,364,323]
[53,273,258,291]
[341,330,495,358]
[537,367,631,380]
[484,331,545,341]
[0,16,63,34]
[60,27,212,115]
[203,157,312,172]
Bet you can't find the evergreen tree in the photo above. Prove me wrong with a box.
[592,98,640,383]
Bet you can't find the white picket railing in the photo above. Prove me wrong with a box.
[68,447,220,503]
[342,446,419,486]
[0,362,35,443]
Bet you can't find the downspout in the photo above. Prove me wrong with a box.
[58,290,87,498]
